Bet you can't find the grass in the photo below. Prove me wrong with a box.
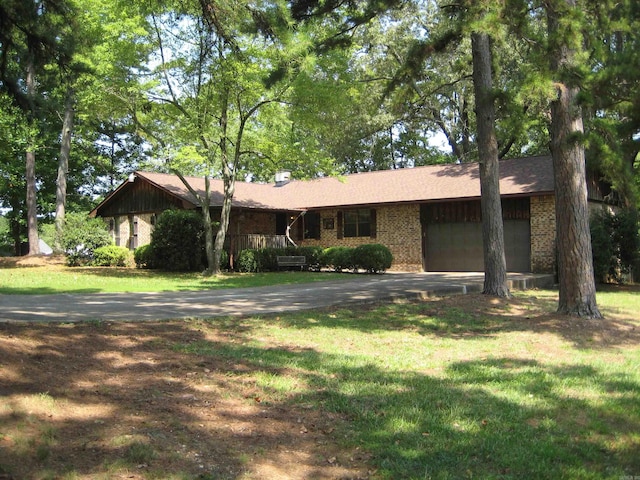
[0,271,638,479]
[174,288,640,479]
[0,263,347,294]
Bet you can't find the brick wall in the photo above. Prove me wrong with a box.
[107,213,156,249]
[301,204,423,272]
[530,195,556,273]
[303,197,558,273]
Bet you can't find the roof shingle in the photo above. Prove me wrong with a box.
[106,155,554,213]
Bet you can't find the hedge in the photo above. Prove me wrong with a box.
[92,245,133,267]
[235,244,392,273]
[352,243,393,273]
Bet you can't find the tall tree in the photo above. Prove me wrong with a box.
[141,0,298,275]
[471,31,509,297]
[545,0,601,317]
[54,88,74,252]
[0,0,75,254]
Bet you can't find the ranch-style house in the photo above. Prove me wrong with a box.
[90,155,611,273]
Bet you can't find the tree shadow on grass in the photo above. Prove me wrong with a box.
[0,321,369,479]
[174,337,640,479]
[1,310,638,479]
[270,290,640,350]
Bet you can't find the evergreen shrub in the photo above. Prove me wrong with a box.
[92,245,132,267]
[150,210,204,271]
[62,212,112,266]
[134,244,154,269]
[321,246,354,272]
[353,243,393,273]
[590,208,640,283]
[237,249,259,273]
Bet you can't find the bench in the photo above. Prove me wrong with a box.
[276,255,307,270]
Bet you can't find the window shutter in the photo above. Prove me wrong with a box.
[337,211,343,239]
[370,209,377,239]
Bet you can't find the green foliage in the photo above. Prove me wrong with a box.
[352,243,393,273]
[92,245,132,267]
[295,245,324,269]
[0,216,12,256]
[613,208,640,274]
[133,244,154,269]
[234,246,324,272]
[321,246,354,272]
[590,211,615,282]
[61,212,112,266]
[590,208,640,283]
[150,210,205,272]
[236,249,260,273]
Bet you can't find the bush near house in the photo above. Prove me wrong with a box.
[134,244,154,269]
[62,212,112,266]
[236,249,260,273]
[149,210,206,272]
[235,244,392,273]
[590,208,640,283]
[353,243,393,273]
[321,246,355,272]
[92,245,133,267]
[235,246,324,273]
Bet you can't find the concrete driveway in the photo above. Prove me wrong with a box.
[0,272,555,323]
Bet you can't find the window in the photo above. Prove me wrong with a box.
[304,212,321,240]
[340,209,376,238]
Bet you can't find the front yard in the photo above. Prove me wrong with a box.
[0,277,638,479]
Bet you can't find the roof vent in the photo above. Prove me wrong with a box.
[275,170,291,187]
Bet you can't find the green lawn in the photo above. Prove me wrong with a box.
[176,288,640,479]
[1,260,638,479]
[0,264,347,294]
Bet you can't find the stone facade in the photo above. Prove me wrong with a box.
[105,196,558,274]
[530,195,556,274]
[301,205,423,272]
[108,213,156,249]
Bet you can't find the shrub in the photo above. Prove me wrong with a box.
[237,249,259,273]
[590,210,616,282]
[321,246,354,272]
[296,246,324,270]
[92,245,132,267]
[218,249,230,271]
[612,208,640,277]
[134,244,154,269]
[256,247,280,271]
[61,212,112,266]
[150,210,205,271]
[590,208,640,283]
[353,243,393,273]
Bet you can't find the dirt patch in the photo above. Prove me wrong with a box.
[0,320,372,479]
[0,255,66,268]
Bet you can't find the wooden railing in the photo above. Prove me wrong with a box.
[226,234,290,255]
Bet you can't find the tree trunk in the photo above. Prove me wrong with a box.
[202,176,216,275]
[55,88,75,253]
[213,176,235,274]
[26,55,40,256]
[471,32,510,297]
[547,0,602,318]
[212,85,233,275]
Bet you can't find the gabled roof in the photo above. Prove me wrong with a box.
[92,155,554,216]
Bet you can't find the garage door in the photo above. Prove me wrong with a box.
[424,220,531,272]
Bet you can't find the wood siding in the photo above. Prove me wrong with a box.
[98,180,187,216]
